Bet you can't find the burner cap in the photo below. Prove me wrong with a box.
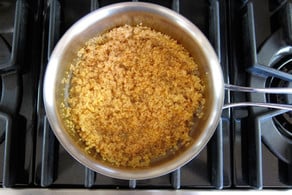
[268,57,292,138]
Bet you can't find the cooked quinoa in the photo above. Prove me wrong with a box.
[62,25,205,168]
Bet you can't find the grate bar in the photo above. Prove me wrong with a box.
[40,0,61,186]
[47,0,61,59]
[171,169,181,189]
[214,120,223,189]
[2,112,14,187]
[90,0,99,11]
[248,63,292,82]
[0,71,20,115]
[40,117,57,187]
[172,0,180,13]
[244,3,263,189]
[243,3,258,66]
[0,0,27,70]
[209,0,221,62]
[84,168,95,188]
[283,2,292,44]
[129,180,136,189]
[209,0,224,189]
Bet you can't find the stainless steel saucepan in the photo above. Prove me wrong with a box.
[43,2,292,180]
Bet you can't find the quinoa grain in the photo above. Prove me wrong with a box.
[62,25,205,168]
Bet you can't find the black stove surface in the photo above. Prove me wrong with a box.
[0,0,291,190]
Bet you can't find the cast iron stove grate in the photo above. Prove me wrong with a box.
[229,0,292,189]
[0,0,39,188]
[34,0,231,189]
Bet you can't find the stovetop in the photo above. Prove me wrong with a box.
[0,0,291,190]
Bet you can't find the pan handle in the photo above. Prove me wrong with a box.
[223,84,292,111]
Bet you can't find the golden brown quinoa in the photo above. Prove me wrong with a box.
[62,25,205,168]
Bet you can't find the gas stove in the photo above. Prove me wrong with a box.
[0,0,291,193]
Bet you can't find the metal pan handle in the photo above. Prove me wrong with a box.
[223,84,292,111]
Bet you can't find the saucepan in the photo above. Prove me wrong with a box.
[43,2,292,180]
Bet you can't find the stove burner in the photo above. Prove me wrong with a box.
[268,57,292,138]
[250,28,292,164]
